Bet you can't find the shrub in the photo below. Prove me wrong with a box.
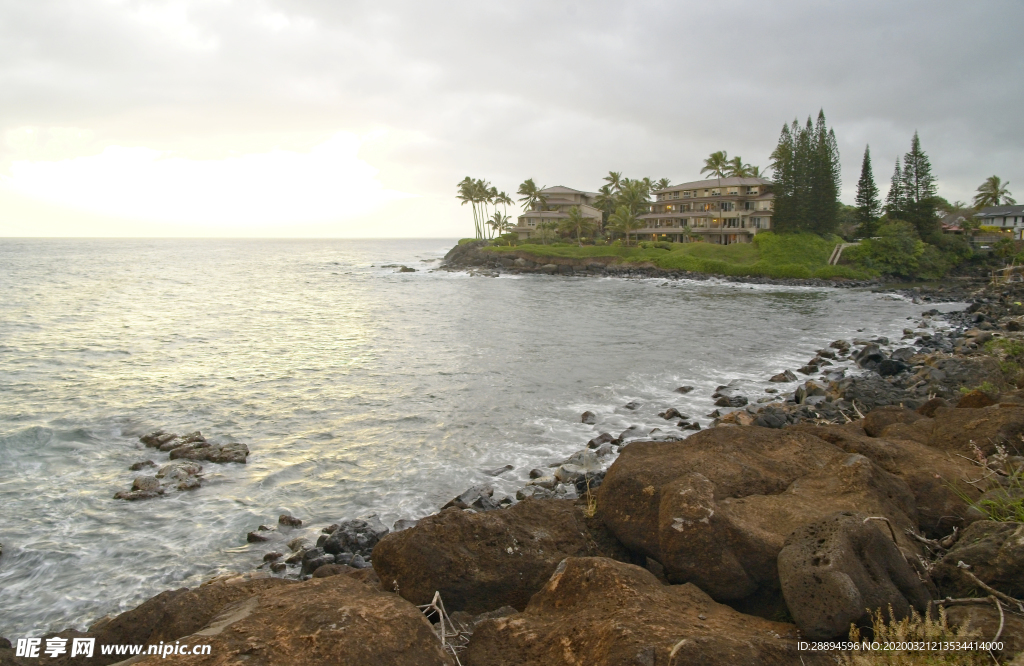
[840,606,987,665]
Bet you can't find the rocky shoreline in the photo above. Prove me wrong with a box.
[4,279,1024,665]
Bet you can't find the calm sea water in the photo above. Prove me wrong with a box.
[0,238,958,637]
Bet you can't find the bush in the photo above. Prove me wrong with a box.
[841,606,988,665]
[855,221,925,277]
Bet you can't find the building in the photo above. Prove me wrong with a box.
[513,186,603,240]
[975,205,1024,240]
[638,177,774,244]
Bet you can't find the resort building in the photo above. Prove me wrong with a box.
[638,177,774,244]
[513,186,603,240]
[975,205,1024,240]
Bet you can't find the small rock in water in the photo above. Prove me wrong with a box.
[247,531,271,543]
[517,485,556,501]
[528,468,546,479]
[270,562,287,573]
[674,386,694,394]
[581,411,597,424]
[623,401,641,410]
[441,485,500,512]
[263,552,283,562]
[659,407,682,420]
[279,514,303,527]
[769,370,798,383]
[587,433,615,448]
[323,515,391,556]
[288,537,313,552]
[483,464,514,477]
[128,460,156,471]
[618,426,644,441]
[131,476,161,493]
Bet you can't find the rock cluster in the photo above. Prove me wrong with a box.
[113,429,249,500]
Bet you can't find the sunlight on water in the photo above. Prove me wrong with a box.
[0,238,959,636]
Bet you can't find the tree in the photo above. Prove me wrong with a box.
[974,176,1016,208]
[517,178,547,213]
[855,145,881,236]
[884,159,906,220]
[860,221,925,277]
[616,178,651,216]
[593,184,617,226]
[487,211,512,237]
[900,132,939,242]
[653,177,672,191]
[768,111,841,234]
[603,171,623,193]
[558,206,595,246]
[608,205,642,245]
[701,151,730,179]
[535,220,559,244]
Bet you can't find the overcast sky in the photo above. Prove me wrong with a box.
[0,0,1021,237]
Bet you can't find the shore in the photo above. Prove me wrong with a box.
[3,270,1024,665]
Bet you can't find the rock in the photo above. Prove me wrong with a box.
[129,460,156,471]
[854,344,886,369]
[753,410,787,429]
[863,406,925,437]
[796,364,819,375]
[916,396,949,417]
[794,422,983,538]
[596,427,919,602]
[890,347,916,362]
[278,515,302,527]
[674,386,695,394]
[659,407,682,420]
[393,519,419,531]
[441,485,500,512]
[270,561,286,573]
[944,603,1024,658]
[287,537,313,553]
[1008,320,1023,332]
[554,464,587,484]
[778,512,930,640]
[528,468,546,479]
[581,411,597,424]
[247,531,271,543]
[932,521,1024,599]
[301,547,335,575]
[593,442,615,457]
[372,499,630,614]
[877,359,909,376]
[482,464,514,477]
[681,422,701,431]
[169,441,249,464]
[113,489,163,501]
[927,404,1024,456]
[717,410,755,426]
[323,515,390,557]
[528,475,557,489]
[540,263,558,274]
[465,557,820,666]
[140,430,177,447]
[263,552,283,562]
[398,265,416,272]
[829,339,851,351]
[769,370,798,383]
[128,570,453,666]
[516,485,556,501]
[587,433,616,448]
[714,395,748,408]
[132,476,161,493]
[817,349,836,360]
[623,401,641,410]
[618,425,645,441]
[957,389,998,409]
[156,460,202,479]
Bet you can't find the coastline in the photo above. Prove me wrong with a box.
[4,264,1024,665]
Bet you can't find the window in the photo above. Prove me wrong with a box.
[711,189,721,196]
[746,187,759,195]
[683,191,690,198]
[727,188,739,195]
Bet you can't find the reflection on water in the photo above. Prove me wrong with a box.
[0,239,959,636]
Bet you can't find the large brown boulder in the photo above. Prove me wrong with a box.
[464,557,830,666]
[372,499,630,614]
[862,406,925,437]
[927,405,1024,456]
[778,512,931,640]
[932,521,1024,599]
[945,604,1024,659]
[596,428,919,601]
[796,423,983,537]
[129,573,453,666]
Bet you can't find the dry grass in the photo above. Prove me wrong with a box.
[839,606,991,665]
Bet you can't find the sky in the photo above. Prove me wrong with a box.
[0,0,1021,238]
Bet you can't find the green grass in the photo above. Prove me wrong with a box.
[482,233,875,280]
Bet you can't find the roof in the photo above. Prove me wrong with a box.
[539,185,600,198]
[654,177,773,193]
[975,205,1024,217]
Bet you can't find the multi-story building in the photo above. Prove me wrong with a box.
[975,205,1024,240]
[513,186,603,240]
[638,177,774,244]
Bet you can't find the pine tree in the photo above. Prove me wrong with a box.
[855,145,881,236]
[900,131,939,242]
[769,111,840,235]
[885,158,905,220]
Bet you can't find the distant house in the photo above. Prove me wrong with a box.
[975,205,1024,240]
[639,177,774,244]
[939,211,967,234]
[513,186,603,240]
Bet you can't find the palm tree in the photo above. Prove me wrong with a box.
[725,156,745,177]
[701,151,730,179]
[974,176,1016,209]
[608,205,642,246]
[617,179,651,216]
[517,178,548,212]
[603,171,623,193]
[747,165,766,178]
[593,184,616,228]
[457,176,483,239]
[487,211,512,238]
[536,220,559,244]
[558,206,596,246]
[653,177,672,191]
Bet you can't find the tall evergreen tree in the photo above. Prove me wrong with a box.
[900,131,939,242]
[855,145,881,236]
[768,111,840,234]
[884,159,905,220]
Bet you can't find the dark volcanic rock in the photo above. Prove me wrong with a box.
[169,441,249,464]
[128,460,156,471]
[862,406,925,437]
[278,515,302,527]
[769,370,798,383]
[465,557,825,666]
[932,521,1024,600]
[322,515,389,557]
[778,512,930,640]
[441,484,500,512]
[674,385,695,394]
[581,411,597,424]
[956,389,999,409]
[372,499,630,614]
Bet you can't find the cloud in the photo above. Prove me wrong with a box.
[2,132,410,228]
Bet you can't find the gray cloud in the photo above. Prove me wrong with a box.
[1,0,1021,229]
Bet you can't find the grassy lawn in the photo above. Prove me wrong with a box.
[483,233,873,280]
